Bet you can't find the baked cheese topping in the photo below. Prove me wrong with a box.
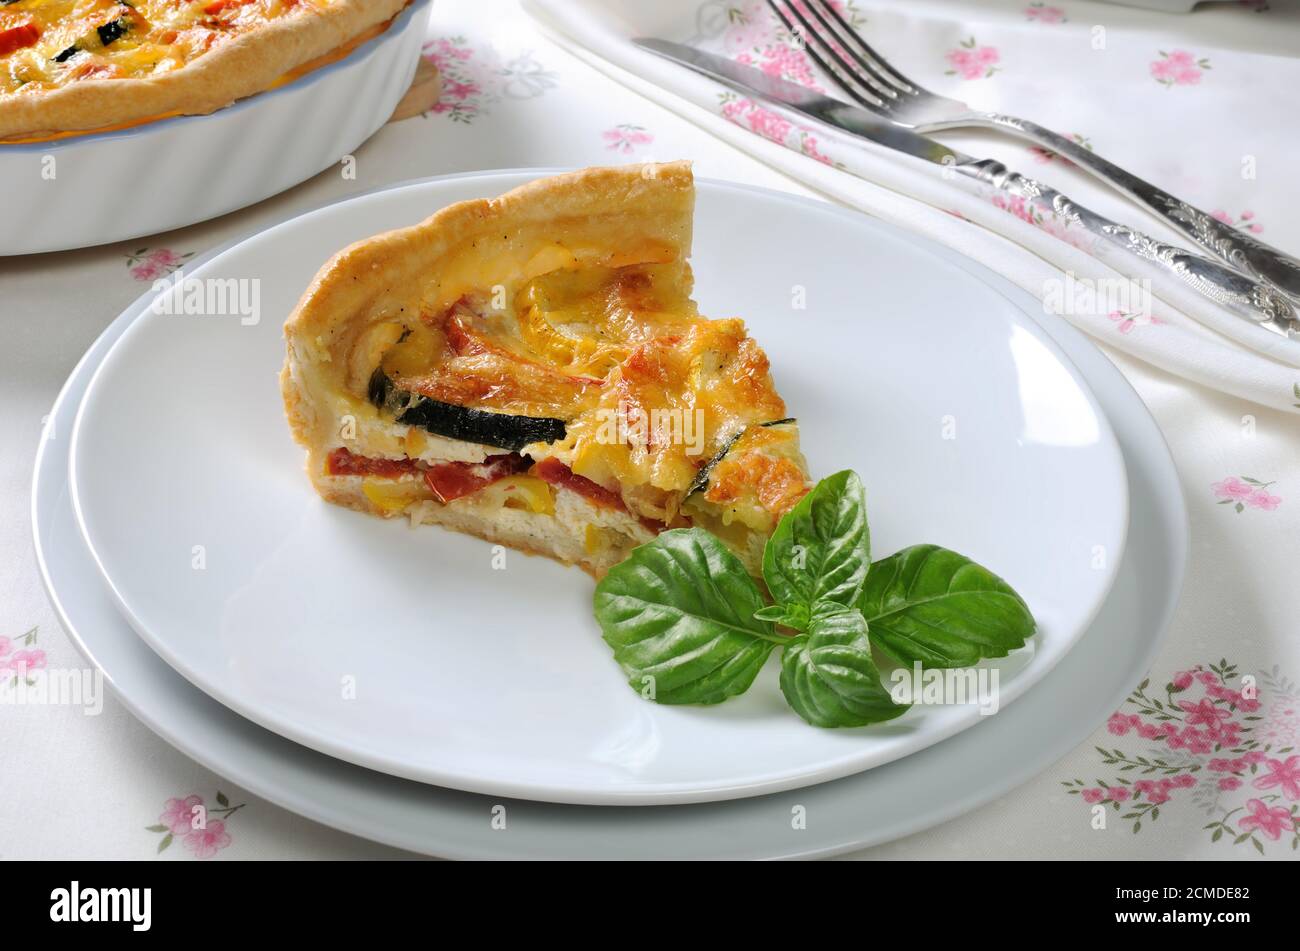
[361,253,808,529]
[0,0,343,95]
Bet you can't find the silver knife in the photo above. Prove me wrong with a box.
[634,38,1299,341]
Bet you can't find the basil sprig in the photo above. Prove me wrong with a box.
[592,470,1036,728]
[859,545,1036,668]
[780,606,906,728]
[593,529,782,705]
[762,470,870,625]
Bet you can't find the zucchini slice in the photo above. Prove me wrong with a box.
[368,369,566,453]
[685,428,745,498]
[97,18,129,47]
[684,418,798,498]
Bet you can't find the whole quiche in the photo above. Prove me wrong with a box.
[0,0,411,141]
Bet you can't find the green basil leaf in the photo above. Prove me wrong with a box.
[780,606,908,728]
[594,528,778,705]
[753,602,810,631]
[763,470,870,615]
[859,544,1035,668]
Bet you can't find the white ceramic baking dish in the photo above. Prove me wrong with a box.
[0,0,433,256]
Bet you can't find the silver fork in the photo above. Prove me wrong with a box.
[768,0,1300,306]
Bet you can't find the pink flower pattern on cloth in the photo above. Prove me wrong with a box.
[1066,661,1300,853]
[1151,50,1211,87]
[7,649,46,674]
[125,248,192,282]
[422,36,555,124]
[719,93,835,166]
[1212,476,1282,513]
[722,0,772,54]
[159,795,204,836]
[1238,800,1293,840]
[1211,209,1263,234]
[945,38,1000,80]
[1025,3,1067,23]
[423,36,481,122]
[149,792,245,858]
[183,820,233,860]
[0,628,44,679]
[712,0,860,167]
[736,41,824,91]
[602,124,653,154]
[1252,756,1300,801]
[1108,310,1165,335]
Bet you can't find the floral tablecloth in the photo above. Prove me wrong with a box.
[2,0,1297,860]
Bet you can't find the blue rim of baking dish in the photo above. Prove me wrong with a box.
[1,0,432,153]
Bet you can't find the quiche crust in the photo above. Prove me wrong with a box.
[282,163,812,576]
[0,0,410,140]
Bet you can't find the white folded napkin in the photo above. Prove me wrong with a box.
[524,0,1300,414]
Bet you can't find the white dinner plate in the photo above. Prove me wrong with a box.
[34,190,1185,857]
[0,0,432,256]
[67,171,1128,805]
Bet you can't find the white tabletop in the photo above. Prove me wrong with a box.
[2,0,1297,860]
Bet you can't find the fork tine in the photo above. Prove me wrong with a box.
[806,0,920,95]
[765,0,888,110]
[796,0,911,99]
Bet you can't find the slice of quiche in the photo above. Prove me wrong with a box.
[281,163,812,577]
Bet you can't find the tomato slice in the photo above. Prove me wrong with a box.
[326,448,419,479]
[328,447,530,506]
[0,19,40,56]
[423,454,528,503]
[532,457,625,511]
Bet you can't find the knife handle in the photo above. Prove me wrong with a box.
[983,116,1300,306]
[957,159,1299,341]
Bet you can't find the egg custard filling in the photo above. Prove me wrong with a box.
[281,163,813,577]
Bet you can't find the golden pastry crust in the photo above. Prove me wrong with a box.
[0,0,410,139]
[282,163,811,576]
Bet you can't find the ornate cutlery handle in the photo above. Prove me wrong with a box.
[957,159,1299,340]
[984,116,1300,305]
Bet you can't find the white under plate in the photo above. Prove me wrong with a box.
[35,195,1185,857]
[68,171,1128,805]
[0,0,432,256]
